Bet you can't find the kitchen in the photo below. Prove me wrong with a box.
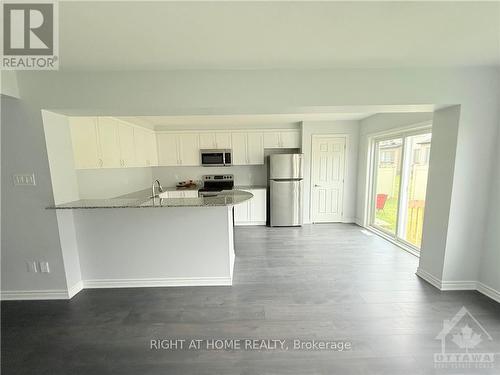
[43,113,303,294]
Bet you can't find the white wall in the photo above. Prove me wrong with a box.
[42,110,80,204]
[418,107,460,281]
[74,207,234,285]
[301,120,360,223]
[356,112,433,225]
[153,165,267,188]
[3,67,499,297]
[41,111,83,294]
[77,167,153,199]
[478,124,500,298]
[0,71,19,98]
[1,95,69,293]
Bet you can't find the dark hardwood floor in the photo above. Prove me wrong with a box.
[2,224,499,374]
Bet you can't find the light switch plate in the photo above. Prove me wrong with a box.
[13,174,36,186]
[26,261,38,273]
[39,261,50,273]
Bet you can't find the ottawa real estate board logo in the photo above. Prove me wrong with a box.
[1,0,58,70]
[434,307,495,369]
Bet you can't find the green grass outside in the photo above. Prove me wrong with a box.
[374,197,398,233]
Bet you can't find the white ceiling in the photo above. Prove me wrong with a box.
[119,112,374,129]
[59,1,500,71]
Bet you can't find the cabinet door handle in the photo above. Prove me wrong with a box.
[98,158,103,167]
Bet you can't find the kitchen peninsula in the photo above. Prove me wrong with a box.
[49,189,253,293]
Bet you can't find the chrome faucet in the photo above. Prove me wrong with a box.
[151,179,163,198]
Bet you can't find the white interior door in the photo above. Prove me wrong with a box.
[311,136,346,223]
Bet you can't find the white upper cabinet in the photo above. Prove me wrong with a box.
[263,132,281,148]
[71,117,157,169]
[199,133,216,149]
[117,121,135,168]
[133,127,148,167]
[96,118,121,168]
[199,132,232,149]
[132,127,157,167]
[231,132,264,165]
[247,132,264,164]
[280,130,301,148]
[215,132,232,149]
[231,132,248,165]
[70,121,298,170]
[157,133,200,166]
[157,133,180,166]
[146,131,158,166]
[263,130,301,149]
[178,133,200,166]
[70,117,100,169]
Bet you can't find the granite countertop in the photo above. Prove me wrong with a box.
[48,189,253,209]
[162,185,199,192]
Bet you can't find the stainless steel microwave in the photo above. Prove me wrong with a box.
[200,149,232,167]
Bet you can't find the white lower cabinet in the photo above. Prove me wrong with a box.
[162,190,199,198]
[234,188,267,226]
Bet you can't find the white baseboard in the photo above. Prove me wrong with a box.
[2,277,233,301]
[234,222,266,226]
[441,280,477,291]
[1,289,70,301]
[67,281,84,298]
[416,268,442,289]
[417,268,500,303]
[341,217,356,224]
[83,276,233,289]
[477,282,500,303]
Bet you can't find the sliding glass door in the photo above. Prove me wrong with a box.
[370,130,432,251]
[372,138,403,235]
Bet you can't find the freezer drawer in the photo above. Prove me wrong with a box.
[270,180,303,226]
[269,154,303,180]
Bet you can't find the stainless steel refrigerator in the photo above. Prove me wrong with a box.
[269,154,304,227]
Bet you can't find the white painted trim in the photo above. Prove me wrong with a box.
[1,276,233,300]
[68,281,84,298]
[310,134,349,224]
[477,282,500,303]
[416,267,442,289]
[1,289,70,301]
[83,276,232,289]
[234,221,266,226]
[367,225,420,257]
[440,280,477,291]
[341,217,356,224]
[416,268,500,304]
[363,122,433,232]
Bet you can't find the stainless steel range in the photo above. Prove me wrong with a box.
[198,174,234,197]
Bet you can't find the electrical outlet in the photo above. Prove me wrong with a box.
[39,261,50,273]
[13,174,36,186]
[26,261,38,273]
